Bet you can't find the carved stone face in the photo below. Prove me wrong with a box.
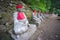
[17,8,23,12]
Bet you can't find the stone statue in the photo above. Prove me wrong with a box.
[32,10,41,26]
[9,4,37,40]
[13,4,29,34]
[37,11,44,21]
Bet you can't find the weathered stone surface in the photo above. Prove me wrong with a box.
[9,24,37,40]
[0,25,5,31]
[0,1,32,32]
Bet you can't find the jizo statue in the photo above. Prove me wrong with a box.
[32,10,41,25]
[13,4,29,34]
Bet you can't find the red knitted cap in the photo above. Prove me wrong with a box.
[16,4,22,9]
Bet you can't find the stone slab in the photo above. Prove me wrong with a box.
[9,24,37,40]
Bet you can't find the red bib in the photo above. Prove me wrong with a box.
[17,12,25,20]
[33,12,36,16]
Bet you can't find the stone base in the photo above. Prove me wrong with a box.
[9,24,37,40]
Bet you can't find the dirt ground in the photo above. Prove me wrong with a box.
[29,17,60,40]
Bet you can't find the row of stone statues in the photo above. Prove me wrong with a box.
[9,4,45,40]
[32,10,45,26]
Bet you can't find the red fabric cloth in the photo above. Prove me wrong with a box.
[17,12,25,20]
[33,10,36,15]
[33,12,36,15]
[16,4,22,9]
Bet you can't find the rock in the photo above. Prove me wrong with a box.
[1,0,3,1]
[9,24,37,40]
[9,3,13,6]
[55,35,58,38]
[0,25,6,31]
[37,35,41,40]
[5,22,9,26]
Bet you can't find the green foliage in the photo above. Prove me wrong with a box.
[22,0,51,12]
[50,0,60,13]
[55,9,60,14]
